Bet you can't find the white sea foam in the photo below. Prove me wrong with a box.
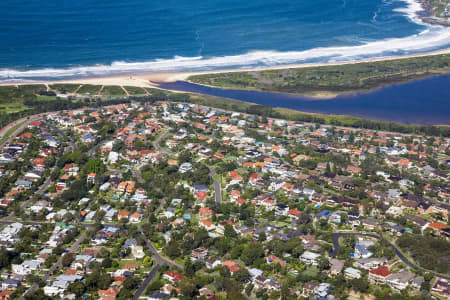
[0,0,448,82]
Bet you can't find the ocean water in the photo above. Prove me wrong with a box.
[0,0,449,81]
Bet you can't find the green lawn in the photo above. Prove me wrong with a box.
[77,84,102,95]
[124,86,148,95]
[101,85,127,96]
[49,83,81,94]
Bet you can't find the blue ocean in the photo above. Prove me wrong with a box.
[0,0,449,81]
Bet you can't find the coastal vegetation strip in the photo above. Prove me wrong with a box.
[187,54,450,95]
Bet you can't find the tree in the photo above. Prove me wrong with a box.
[227,291,246,300]
[68,281,86,297]
[317,256,329,271]
[350,278,369,293]
[281,282,290,300]
[224,224,237,238]
[179,278,197,298]
[123,276,140,290]
[165,240,181,259]
[245,283,254,296]
[185,258,195,277]
[258,231,267,242]
[62,253,74,267]
[102,257,112,268]
[233,268,249,283]
[241,243,264,266]
[85,158,106,175]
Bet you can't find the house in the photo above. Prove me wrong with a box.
[98,287,120,300]
[72,255,94,269]
[432,279,450,298]
[163,271,184,284]
[199,220,215,231]
[386,271,416,291]
[87,172,96,183]
[199,207,213,220]
[130,212,144,223]
[12,260,41,275]
[117,210,130,221]
[131,245,145,259]
[354,257,388,270]
[0,290,14,300]
[288,209,301,219]
[206,258,221,269]
[28,121,41,129]
[179,162,192,173]
[362,218,378,230]
[191,247,208,261]
[266,254,286,268]
[300,251,321,266]
[344,267,361,279]
[1,278,21,290]
[354,239,374,258]
[369,266,392,284]
[314,283,332,299]
[222,260,240,274]
[386,206,403,217]
[147,292,170,299]
[302,282,318,297]
[329,259,344,276]
[15,180,32,189]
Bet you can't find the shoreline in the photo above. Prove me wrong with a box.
[1,48,450,90]
[0,49,448,101]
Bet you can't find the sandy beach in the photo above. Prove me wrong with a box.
[1,48,450,89]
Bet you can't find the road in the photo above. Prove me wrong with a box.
[3,121,80,222]
[208,166,222,204]
[43,121,76,152]
[154,129,169,151]
[137,225,183,269]
[23,230,90,298]
[4,175,53,222]
[331,232,450,280]
[132,264,161,300]
[131,225,183,300]
[0,116,43,149]
[88,143,100,158]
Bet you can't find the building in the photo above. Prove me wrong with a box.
[369,266,392,284]
[344,267,361,279]
[300,251,321,266]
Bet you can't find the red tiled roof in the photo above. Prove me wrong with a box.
[369,266,392,277]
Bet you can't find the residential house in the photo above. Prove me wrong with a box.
[369,266,392,284]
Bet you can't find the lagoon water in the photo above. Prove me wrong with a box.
[1,0,450,81]
[157,74,450,125]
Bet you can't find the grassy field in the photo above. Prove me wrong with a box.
[100,85,127,96]
[188,53,450,95]
[124,86,148,95]
[76,84,102,95]
[0,85,48,113]
[49,83,81,94]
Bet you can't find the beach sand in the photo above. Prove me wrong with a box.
[1,47,450,89]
